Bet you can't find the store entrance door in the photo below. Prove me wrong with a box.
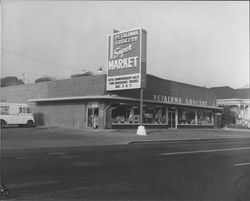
[87,107,99,129]
[168,111,176,128]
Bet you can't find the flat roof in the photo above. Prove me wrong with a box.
[0,102,29,106]
[29,95,221,110]
[217,98,250,105]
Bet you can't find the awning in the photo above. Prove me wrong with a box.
[28,95,222,110]
[28,95,136,102]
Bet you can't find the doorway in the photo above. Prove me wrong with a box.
[168,111,176,128]
[87,107,99,128]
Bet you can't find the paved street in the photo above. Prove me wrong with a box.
[2,127,250,150]
[1,128,250,201]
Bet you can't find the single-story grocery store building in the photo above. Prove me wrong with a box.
[1,74,222,129]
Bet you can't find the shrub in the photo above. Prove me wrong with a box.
[221,105,237,127]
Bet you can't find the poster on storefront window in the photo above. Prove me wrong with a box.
[106,28,147,91]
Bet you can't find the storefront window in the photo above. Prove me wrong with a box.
[112,104,129,123]
[178,108,213,126]
[127,106,140,124]
[197,110,213,125]
[178,109,196,125]
[111,103,166,125]
[111,104,213,126]
[144,106,166,124]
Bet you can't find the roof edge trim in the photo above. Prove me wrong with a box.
[28,95,221,110]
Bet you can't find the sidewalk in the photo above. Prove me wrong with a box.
[2,127,250,151]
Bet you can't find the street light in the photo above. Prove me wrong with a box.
[98,67,104,74]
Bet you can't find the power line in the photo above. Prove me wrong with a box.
[2,48,247,75]
[1,48,82,72]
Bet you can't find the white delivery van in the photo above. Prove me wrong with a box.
[0,102,36,128]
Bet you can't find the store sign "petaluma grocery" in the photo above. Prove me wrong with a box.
[106,28,147,91]
[153,94,208,106]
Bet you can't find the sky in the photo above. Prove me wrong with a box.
[1,1,249,88]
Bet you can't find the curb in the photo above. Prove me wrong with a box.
[222,128,250,132]
[128,136,250,144]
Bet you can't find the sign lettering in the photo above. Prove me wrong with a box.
[106,28,147,91]
[153,94,208,106]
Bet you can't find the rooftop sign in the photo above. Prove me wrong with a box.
[106,28,147,91]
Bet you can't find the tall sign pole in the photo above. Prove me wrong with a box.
[107,28,147,135]
[140,88,143,126]
[138,29,147,135]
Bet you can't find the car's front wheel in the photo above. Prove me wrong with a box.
[27,120,34,127]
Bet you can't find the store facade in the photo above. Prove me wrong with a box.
[1,74,221,129]
[108,101,216,129]
[104,74,220,129]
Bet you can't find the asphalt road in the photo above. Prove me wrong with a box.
[1,138,250,201]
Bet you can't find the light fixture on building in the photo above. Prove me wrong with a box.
[98,67,103,73]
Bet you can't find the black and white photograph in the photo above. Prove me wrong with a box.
[1,1,249,200]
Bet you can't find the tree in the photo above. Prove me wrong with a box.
[71,70,93,78]
[221,105,237,127]
[35,76,54,83]
[0,76,24,87]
